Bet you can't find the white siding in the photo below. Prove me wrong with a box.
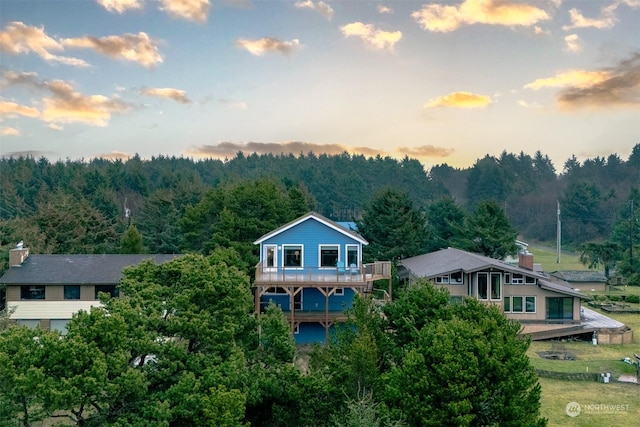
[9,301,100,320]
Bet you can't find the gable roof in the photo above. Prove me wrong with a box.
[0,254,181,285]
[253,212,368,245]
[399,247,589,300]
[399,247,540,278]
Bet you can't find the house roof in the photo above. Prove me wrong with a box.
[399,247,541,278]
[549,270,607,283]
[399,247,589,300]
[0,254,182,285]
[538,279,589,299]
[253,212,368,245]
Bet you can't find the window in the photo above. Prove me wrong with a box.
[50,319,70,335]
[478,273,488,300]
[525,296,536,313]
[265,287,287,294]
[490,273,501,300]
[64,285,80,300]
[293,324,300,334]
[21,285,45,300]
[546,297,573,320]
[16,319,40,329]
[512,296,523,312]
[95,285,119,299]
[450,271,463,284]
[334,287,344,296]
[283,245,303,268]
[511,273,524,284]
[503,297,511,312]
[435,275,449,284]
[320,245,339,268]
[525,276,537,284]
[346,245,359,268]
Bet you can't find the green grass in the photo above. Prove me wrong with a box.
[528,246,587,271]
[538,378,639,427]
[529,306,640,427]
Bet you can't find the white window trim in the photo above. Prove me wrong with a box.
[477,273,489,300]
[293,324,300,334]
[346,244,359,268]
[506,296,536,313]
[490,272,502,301]
[450,271,463,284]
[435,275,450,284]
[334,287,344,296]
[282,244,304,269]
[525,296,536,313]
[318,244,340,269]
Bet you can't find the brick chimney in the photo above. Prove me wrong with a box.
[9,246,29,267]
[518,251,534,271]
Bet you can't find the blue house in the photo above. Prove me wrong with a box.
[253,212,392,344]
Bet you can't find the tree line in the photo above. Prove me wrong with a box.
[1,144,638,274]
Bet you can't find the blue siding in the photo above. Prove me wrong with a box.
[295,323,335,345]
[260,288,355,312]
[261,218,361,268]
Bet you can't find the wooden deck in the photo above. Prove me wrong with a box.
[254,261,392,287]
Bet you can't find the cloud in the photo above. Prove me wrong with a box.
[377,5,393,14]
[411,0,550,33]
[97,0,143,14]
[424,91,493,108]
[524,70,610,90]
[1,150,58,158]
[340,22,402,51]
[159,0,210,23]
[562,1,639,31]
[0,100,40,119]
[517,99,543,109]
[140,87,191,104]
[294,1,334,20]
[0,21,89,66]
[2,71,131,126]
[564,34,582,53]
[524,53,640,110]
[187,141,388,158]
[397,145,454,158]
[557,53,640,110]
[61,32,163,68]
[235,37,301,56]
[1,126,21,136]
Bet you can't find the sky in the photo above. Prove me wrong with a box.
[0,0,639,170]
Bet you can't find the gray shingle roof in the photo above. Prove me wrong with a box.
[549,270,607,283]
[399,247,545,278]
[0,254,182,285]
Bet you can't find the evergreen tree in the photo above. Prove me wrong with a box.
[357,188,428,262]
[461,200,519,259]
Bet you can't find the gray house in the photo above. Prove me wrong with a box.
[1,247,179,333]
[398,248,592,339]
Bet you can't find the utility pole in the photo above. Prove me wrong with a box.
[630,199,634,272]
[557,201,561,263]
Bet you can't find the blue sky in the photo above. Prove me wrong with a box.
[1,0,638,170]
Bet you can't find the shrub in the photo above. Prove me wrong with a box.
[608,295,621,302]
[625,295,640,304]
